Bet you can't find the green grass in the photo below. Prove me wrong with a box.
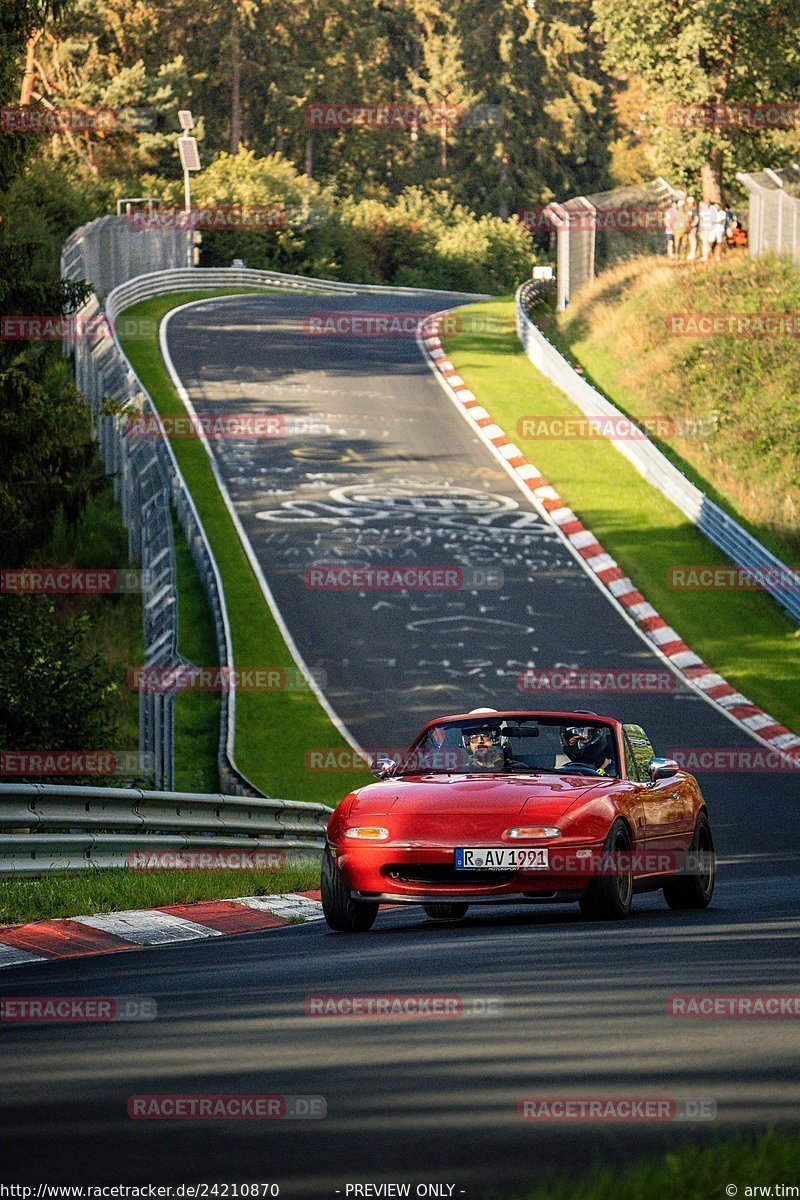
[118,288,371,805]
[540,253,800,561]
[0,863,320,925]
[172,514,220,793]
[504,1127,800,1200]
[31,482,145,750]
[443,298,800,734]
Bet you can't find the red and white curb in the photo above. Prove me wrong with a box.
[418,314,800,762]
[0,891,324,970]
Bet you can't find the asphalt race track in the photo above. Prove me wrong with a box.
[2,289,798,1198]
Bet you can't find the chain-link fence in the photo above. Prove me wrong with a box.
[736,164,800,262]
[62,214,193,298]
[60,218,275,796]
[542,179,676,310]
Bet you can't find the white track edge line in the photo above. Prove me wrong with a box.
[160,297,365,757]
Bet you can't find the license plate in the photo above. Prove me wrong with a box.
[454,847,549,871]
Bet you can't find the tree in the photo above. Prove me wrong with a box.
[1,0,68,189]
[593,0,800,200]
[456,0,612,215]
[0,596,119,783]
[409,30,477,172]
[21,0,195,183]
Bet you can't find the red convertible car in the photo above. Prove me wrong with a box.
[321,709,715,931]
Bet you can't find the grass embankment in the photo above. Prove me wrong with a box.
[118,288,371,804]
[507,1127,800,1200]
[538,252,800,561]
[0,864,319,925]
[33,483,144,751]
[443,298,799,733]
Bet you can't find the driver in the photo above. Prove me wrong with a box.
[561,726,613,775]
[463,727,528,772]
[464,728,505,771]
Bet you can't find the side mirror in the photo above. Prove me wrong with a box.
[372,757,397,780]
[648,757,679,782]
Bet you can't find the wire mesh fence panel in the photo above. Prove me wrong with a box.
[59,222,373,799]
[546,179,676,309]
[737,165,800,262]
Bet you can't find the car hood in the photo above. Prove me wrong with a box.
[349,774,603,821]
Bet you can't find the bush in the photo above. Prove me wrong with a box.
[0,596,122,784]
[188,152,535,292]
[185,148,333,273]
[326,187,535,292]
[1,157,114,277]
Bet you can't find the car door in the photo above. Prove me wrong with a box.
[623,724,690,858]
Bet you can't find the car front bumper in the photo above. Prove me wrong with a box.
[333,839,605,901]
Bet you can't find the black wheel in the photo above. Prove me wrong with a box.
[423,903,470,920]
[321,846,379,932]
[579,818,633,921]
[663,812,715,909]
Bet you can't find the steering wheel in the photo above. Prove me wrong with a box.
[559,761,602,775]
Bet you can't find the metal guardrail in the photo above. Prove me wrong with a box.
[59,204,492,792]
[516,281,800,624]
[0,783,328,875]
[102,268,352,796]
[62,269,347,795]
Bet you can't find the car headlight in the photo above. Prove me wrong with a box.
[505,826,561,839]
[344,826,389,841]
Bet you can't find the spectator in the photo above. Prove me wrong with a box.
[686,196,699,260]
[698,198,714,262]
[664,201,678,258]
[724,205,741,249]
[709,200,727,260]
[674,199,689,257]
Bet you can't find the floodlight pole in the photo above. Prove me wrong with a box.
[178,111,196,265]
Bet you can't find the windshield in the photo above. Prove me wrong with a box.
[396,716,619,778]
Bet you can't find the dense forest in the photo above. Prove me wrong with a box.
[6,1,800,232]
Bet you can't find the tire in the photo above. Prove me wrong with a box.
[663,812,715,910]
[321,846,379,932]
[579,818,633,921]
[423,903,470,920]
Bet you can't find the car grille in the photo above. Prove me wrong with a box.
[382,863,517,885]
